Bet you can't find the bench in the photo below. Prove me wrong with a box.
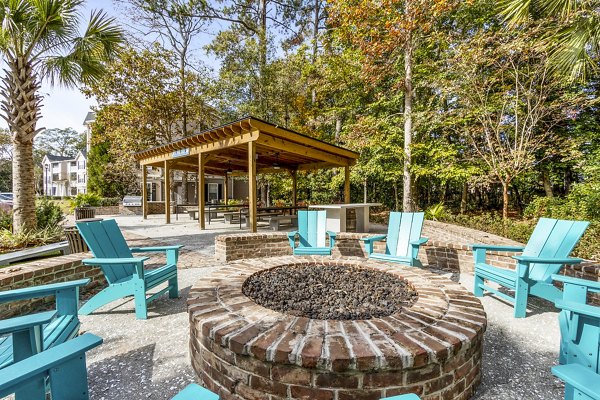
[243,212,283,228]
[552,364,600,399]
[0,241,70,266]
[223,211,241,224]
[268,215,298,231]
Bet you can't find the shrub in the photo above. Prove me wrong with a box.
[35,198,64,229]
[0,210,11,231]
[425,203,447,221]
[0,226,64,253]
[98,197,120,207]
[70,193,102,209]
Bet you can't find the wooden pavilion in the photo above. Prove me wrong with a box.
[134,116,360,232]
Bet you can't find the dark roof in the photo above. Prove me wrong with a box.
[45,154,73,162]
[83,111,96,125]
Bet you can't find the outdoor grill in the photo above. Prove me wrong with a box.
[122,195,142,206]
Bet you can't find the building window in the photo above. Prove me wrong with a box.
[70,187,77,196]
[52,173,59,181]
[70,161,77,167]
[51,187,56,196]
[78,160,86,169]
[70,172,77,181]
[78,174,86,184]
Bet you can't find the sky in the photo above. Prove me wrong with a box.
[1,0,221,133]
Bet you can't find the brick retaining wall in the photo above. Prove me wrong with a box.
[214,221,600,292]
[0,253,105,319]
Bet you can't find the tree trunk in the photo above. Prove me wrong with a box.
[335,116,342,142]
[12,139,37,231]
[311,0,319,104]
[460,182,468,214]
[180,49,188,137]
[542,170,553,197]
[363,178,367,203]
[393,182,399,211]
[2,58,42,232]
[402,30,416,212]
[258,0,268,118]
[501,181,510,220]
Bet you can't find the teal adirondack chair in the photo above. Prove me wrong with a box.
[472,217,589,318]
[76,219,182,319]
[0,279,89,369]
[0,332,220,400]
[552,275,600,372]
[287,210,336,255]
[381,395,421,400]
[360,212,428,267]
[551,276,600,400]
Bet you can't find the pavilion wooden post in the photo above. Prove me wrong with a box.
[224,172,229,205]
[198,154,205,230]
[142,166,148,219]
[248,141,257,232]
[291,169,297,207]
[164,161,171,224]
[344,165,351,203]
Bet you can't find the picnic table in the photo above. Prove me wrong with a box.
[239,206,307,229]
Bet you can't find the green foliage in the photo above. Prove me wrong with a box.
[0,210,11,231]
[99,197,121,207]
[35,198,64,230]
[70,193,102,209]
[425,203,448,221]
[0,226,64,253]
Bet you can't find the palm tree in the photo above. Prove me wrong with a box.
[0,0,123,232]
[499,0,600,79]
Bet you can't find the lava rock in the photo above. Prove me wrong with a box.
[242,264,418,320]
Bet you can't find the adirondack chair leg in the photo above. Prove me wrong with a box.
[14,377,46,400]
[133,280,148,320]
[473,272,485,297]
[514,276,530,318]
[79,285,133,316]
[558,310,569,365]
[565,384,595,400]
[168,276,179,299]
[48,354,91,399]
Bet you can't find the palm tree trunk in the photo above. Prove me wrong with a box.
[1,58,42,232]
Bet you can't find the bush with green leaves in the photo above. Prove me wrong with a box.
[98,197,121,207]
[425,203,447,221]
[70,193,102,209]
[35,198,64,230]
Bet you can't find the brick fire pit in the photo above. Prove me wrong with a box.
[188,256,486,400]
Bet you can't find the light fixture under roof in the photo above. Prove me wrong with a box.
[227,161,232,173]
[273,153,281,170]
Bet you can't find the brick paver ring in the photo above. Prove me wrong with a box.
[188,256,486,400]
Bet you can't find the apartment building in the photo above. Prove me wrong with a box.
[42,151,88,196]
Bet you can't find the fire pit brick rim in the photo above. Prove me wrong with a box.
[188,255,486,374]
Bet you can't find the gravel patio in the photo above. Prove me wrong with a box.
[77,215,565,400]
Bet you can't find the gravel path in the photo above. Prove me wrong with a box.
[76,217,565,400]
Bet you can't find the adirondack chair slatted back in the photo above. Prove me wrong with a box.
[385,212,425,257]
[522,218,589,282]
[76,220,134,283]
[297,210,327,248]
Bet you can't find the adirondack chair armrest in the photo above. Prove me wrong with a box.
[470,244,525,252]
[326,231,337,248]
[410,237,429,246]
[129,245,183,253]
[552,274,600,292]
[512,255,583,264]
[359,235,387,243]
[82,257,149,266]
[287,231,298,248]
[0,310,57,335]
[555,299,600,319]
[0,333,102,393]
[0,279,90,303]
